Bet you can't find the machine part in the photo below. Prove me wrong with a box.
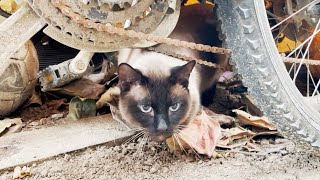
[34,37,80,71]
[52,1,230,55]
[148,46,225,69]
[38,59,82,92]
[27,0,180,52]
[69,50,94,75]
[0,4,45,74]
[216,0,320,147]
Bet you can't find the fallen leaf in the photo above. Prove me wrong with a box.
[67,97,96,121]
[166,109,222,157]
[203,107,235,126]
[0,118,22,136]
[53,78,105,99]
[218,127,256,146]
[232,109,276,130]
[96,86,120,109]
[23,89,42,107]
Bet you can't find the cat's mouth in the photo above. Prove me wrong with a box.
[150,135,168,142]
[149,132,173,142]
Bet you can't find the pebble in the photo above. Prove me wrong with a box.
[150,167,157,173]
[234,153,246,160]
[162,167,169,173]
[143,159,153,166]
[51,113,64,120]
[280,150,288,156]
[64,154,71,161]
[29,121,39,126]
[39,118,47,125]
[260,139,270,145]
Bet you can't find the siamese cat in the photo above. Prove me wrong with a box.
[117,4,226,141]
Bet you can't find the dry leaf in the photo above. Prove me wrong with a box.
[24,89,42,107]
[53,78,105,99]
[96,86,120,109]
[67,97,96,121]
[232,109,276,130]
[218,127,256,146]
[166,109,222,157]
[0,118,22,136]
[203,107,235,126]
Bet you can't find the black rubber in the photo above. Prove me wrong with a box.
[215,0,320,147]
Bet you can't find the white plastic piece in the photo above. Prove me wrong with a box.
[69,50,94,75]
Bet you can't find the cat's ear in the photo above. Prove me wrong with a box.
[118,63,143,92]
[170,60,196,88]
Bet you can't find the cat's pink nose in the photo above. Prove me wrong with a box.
[156,118,168,132]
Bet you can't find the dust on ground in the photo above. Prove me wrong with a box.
[1,137,320,180]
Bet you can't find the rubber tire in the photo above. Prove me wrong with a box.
[214,0,320,147]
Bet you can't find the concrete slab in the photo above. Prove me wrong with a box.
[0,114,133,170]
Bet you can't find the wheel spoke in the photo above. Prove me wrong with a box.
[292,18,320,82]
[271,0,319,30]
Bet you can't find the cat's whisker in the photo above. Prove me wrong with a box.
[126,127,146,133]
[137,133,147,154]
[176,131,202,160]
[123,131,144,145]
[173,133,188,155]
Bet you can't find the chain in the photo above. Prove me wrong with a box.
[51,0,230,68]
[51,0,320,67]
[147,47,224,68]
[282,57,320,66]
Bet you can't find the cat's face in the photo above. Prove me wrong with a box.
[118,61,196,141]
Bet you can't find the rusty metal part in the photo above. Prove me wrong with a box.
[52,0,230,56]
[27,0,180,52]
[38,59,83,91]
[282,57,320,66]
[148,47,225,69]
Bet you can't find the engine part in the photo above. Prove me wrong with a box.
[38,50,94,91]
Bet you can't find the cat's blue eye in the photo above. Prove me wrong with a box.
[169,103,180,112]
[139,105,153,113]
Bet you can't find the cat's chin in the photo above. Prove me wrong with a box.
[150,134,171,142]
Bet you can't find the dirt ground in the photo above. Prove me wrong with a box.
[1,136,320,180]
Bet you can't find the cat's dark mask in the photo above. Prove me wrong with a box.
[118,61,196,141]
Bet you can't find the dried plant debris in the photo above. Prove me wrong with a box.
[0,118,22,136]
[23,89,42,107]
[232,109,276,130]
[52,78,105,99]
[218,127,256,147]
[166,109,222,157]
[96,86,120,109]
[21,99,67,122]
[67,97,96,121]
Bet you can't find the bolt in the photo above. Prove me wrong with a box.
[76,60,85,70]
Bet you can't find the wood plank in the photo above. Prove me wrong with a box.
[0,114,134,170]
